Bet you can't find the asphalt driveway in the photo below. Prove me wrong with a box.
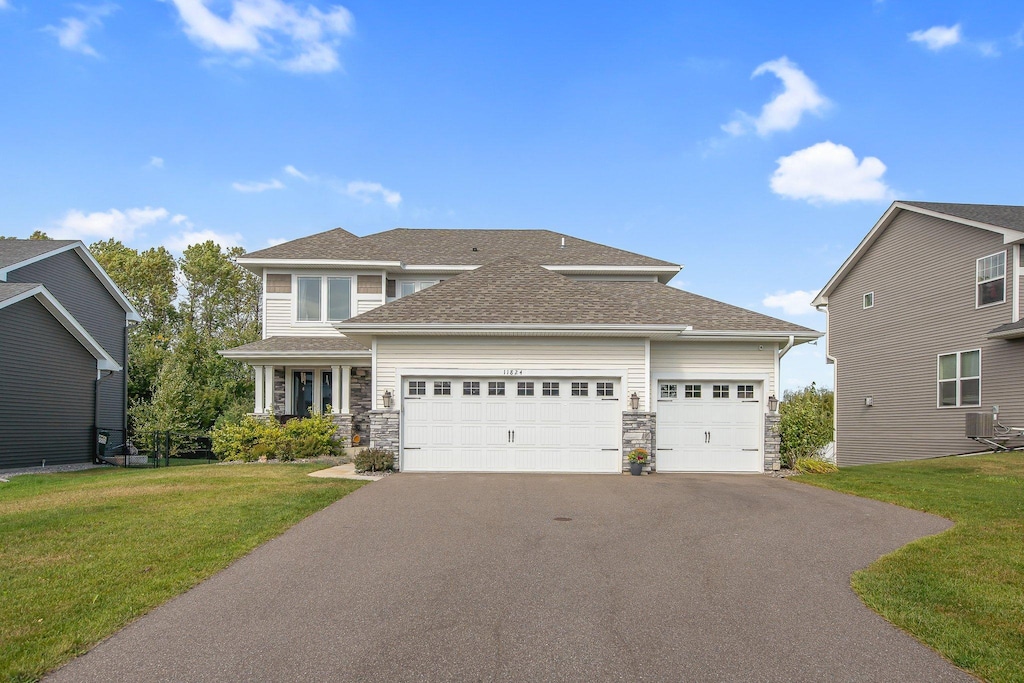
[48,473,972,682]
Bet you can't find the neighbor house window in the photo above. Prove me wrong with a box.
[433,381,451,396]
[408,381,426,396]
[327,278,352,321]
[596,382,614,397]
[571,382,588,396]
[660,384,678,399]
[977,252,1006,307]
[488,381,505,396]
[297,277,321,321]
[463,381,480,396]
[863,292,874,309]
[938,350,981,407]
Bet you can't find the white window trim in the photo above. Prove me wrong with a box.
[863,292,874,309]
[936,349,981,409]
[292,273,355,325]
[975,251,1006,309]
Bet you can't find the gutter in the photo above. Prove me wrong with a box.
[777,335,796,359]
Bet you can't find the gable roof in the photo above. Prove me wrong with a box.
[238,227,679,273]
[0,282,121,371]
[220,335,369,359]
[813,201,1024,307]
[0,239,142,322]
[337,258,819,338]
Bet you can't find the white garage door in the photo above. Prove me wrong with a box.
[402,377,622,473]
[656,381,763,472]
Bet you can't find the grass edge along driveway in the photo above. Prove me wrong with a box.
[799,452,1024,683]
[0,464,365,683]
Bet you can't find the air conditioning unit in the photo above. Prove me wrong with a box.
[965,412,994,438]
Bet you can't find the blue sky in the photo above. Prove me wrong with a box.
[2,1,1023,390]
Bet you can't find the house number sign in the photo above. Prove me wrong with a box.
[502,369,525,376]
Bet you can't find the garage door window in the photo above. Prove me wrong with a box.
[660,384,677,398]
[488,381,506,396]
[434,381,451,396]
[542,381,560,396]
[684,384,701,398]
[517,381,534,396]
[463,381,480,396]
[408,381,426,396]
[571,381,588,396]
[713,385,729,399]
[737,385,754,399]
[597,382,614,397]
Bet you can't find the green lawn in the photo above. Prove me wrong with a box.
[799,453,1024,683]
[0,464,365,683]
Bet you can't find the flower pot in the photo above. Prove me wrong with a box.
[629,461,643,476]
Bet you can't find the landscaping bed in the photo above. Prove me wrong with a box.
[799,452,1024,683]
[0,464,365,682]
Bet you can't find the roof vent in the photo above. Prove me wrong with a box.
[559,237,566,249]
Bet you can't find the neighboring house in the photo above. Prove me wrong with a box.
[222,228,819,473]
[813,201,1024,466]
[0,240,141,469]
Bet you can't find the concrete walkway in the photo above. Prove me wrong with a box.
[48,474,971,682]
[307,463,385,481]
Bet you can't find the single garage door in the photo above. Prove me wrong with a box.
[656,381,763,472]
[402,377,622,472]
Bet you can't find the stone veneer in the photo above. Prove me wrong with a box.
[349,367,372,439]
[368,410,400,468]
[621,412,656,472]
[272,368,286,415]
[763,412,781,471]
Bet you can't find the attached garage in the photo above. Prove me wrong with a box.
[656,381,764,472]
[402,376,622,472]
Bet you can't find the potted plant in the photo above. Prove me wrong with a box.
[627,448,648,476]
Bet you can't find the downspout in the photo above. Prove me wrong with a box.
[777,334,796,359]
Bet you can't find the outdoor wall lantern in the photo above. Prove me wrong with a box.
[767,394,779,413]
[865,396,873,407]
[629,392,640,411]
[382,390,393,409]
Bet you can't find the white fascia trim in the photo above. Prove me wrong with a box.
[814,202,1024,306]
[0,242,141,323]
[0,285,121,371]
[677,330,822,342]
[219,350,370,360]
[337,323,694,336]
[401,264,477,272]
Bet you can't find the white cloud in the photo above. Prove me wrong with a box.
[232,178,285,193]
[722,57,829,137]
[148,156,165,168]
[165,229,244,251]
[908,24,962,51]
[770,141,893,204]
[344,180,401,206]
[167,0,354,73]
[44,4,117,58]
[283,164,309,180]
[50,206,170,241]
[0,1,10,10]
[762,290,820,316]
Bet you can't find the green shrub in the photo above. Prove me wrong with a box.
[793,457,839,474]
[212,413,344,462]
[779,383,834,468]
[282,413,344,460]
[354,447,394,472]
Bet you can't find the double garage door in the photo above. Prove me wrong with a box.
[656,381,763,472]
[402,376,622,473]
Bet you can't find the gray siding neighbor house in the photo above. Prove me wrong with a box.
[0,240,140,469]
[813,202,1024,466]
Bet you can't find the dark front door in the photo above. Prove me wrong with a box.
[293,371,313,416]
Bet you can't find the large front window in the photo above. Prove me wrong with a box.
[296,276,352,322]
[977,252,1006,307]
[297,277,321,321]
[327,277,351,321]
[938,350,981,407]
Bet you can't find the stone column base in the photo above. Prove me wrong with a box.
[764,413,781,471]
[622,412,657,472]
[368,410,400,470]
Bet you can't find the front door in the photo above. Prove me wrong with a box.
[292,370,313,416]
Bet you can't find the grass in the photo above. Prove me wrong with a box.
[0,464,365,682]
[799,452,1024,683]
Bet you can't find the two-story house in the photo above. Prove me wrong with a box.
[222,227,820,473]
[0,239,140,469]
[813,201,1024,465]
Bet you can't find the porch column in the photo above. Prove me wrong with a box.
[341,365,352,414]
[330,365,342,414]
[264,366,274,414]
[254,365,265,414]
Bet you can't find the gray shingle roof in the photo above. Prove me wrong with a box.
[900,202,1024,232]
[242,227,677,268]
[0,239,78,270]
[222,335,369,355]
[341,258,818,333]
[0,282,40,305]
[988,320,1024,339]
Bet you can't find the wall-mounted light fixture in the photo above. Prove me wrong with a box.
[629,392,640,411]
[768,394,778,413]
[382,390,393,409]
[864,396,873,407]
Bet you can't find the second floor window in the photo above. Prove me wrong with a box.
[977,252,1006,307]
[296,276,352,322]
